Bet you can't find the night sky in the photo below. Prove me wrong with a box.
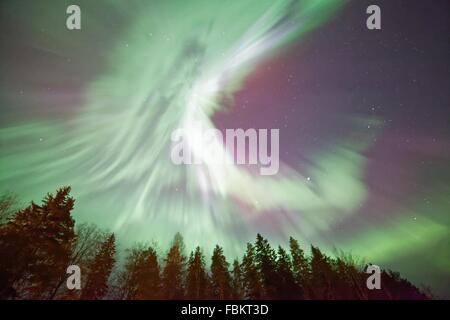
[0,1,449,297]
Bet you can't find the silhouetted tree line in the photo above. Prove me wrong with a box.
[0,188,430,300]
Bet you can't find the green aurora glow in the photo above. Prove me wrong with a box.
[0,0,449,297]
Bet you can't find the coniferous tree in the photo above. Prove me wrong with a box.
[378,269,428,300]
[0,187,75,299]
[276,246,300,299]
[80,234,116,300]
[210,245,232,299]
[116,244,161,300]
[186,246,210,299]
[241,243,263,299]
[231,259,244,299]
[334,258,365,299]
[254,234,279,299]
[334,250,368,299]
[310,246,335,299]
[162,233,186,299]
[133,246,161,299]
[289,237,309,298]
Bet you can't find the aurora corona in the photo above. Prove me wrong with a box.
[0,0,449,298]
[1,0,354,250]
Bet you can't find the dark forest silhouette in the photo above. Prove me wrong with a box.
[0,187,430,300]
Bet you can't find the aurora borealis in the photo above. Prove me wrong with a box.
[0,0,449,297]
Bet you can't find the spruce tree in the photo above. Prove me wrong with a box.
[210,245,232,299]
[310,246,335,299]
[241,243,263,299]
[231,259,244,299]
[134,246,161,299]
[80,234,116,300]
[162,233,186,299]
[186,246,210,299]
[254,234,279,299]
[0,187,75,299]
[276,246,300,299]
[289,237,309,298]
[117,244,161,300]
